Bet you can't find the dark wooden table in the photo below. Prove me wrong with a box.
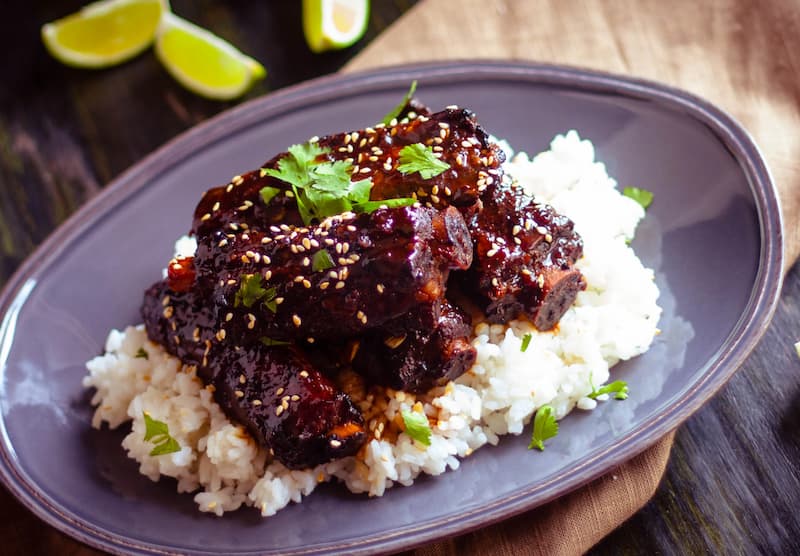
[1,2,798,554]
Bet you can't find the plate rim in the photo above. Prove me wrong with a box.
[0,60,784,555]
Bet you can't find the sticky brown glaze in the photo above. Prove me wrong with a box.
[192,205,472,343]
[141,280,365,469]
[462,179,586,329]
[207,343,365,469]
[351,300,476,392]
[190,105,504,238]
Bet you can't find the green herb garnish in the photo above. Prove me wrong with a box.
[528,405,558,451]
[401,409,432,447]
[622,187,654,210]
[588,380,629,400]
[261,143,374,225]
[260,336,291,347]
[381,80,418,125]
[397,143,450,179]
[234,273,270,309]
[520,333,532,353]
[143,412,181,456]
[352,197,416,213]
[311,249,335,272]
[259,186,281,205]
[135,347,149,359]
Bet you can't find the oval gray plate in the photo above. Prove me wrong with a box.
[0,62,783,555]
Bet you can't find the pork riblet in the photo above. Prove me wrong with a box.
[141,280,365,469]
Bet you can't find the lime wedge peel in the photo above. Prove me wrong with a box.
[41,0,167,69]
[303,0,370,53]
[154,13,266,101]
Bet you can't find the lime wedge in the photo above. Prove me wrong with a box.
[303,0,370,53]
[41,0,166,68]
[154,13,266,101]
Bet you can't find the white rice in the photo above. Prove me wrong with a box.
[83,131,661,516]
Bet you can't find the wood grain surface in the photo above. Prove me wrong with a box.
[0,0,797,555]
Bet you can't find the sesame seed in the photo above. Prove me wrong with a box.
[232,175,244,186]
[302,257,310,266]
[201,213,211,221]
[545,233,553,243]
[275,297,284,305]
[330,439,342,448]
[252,400,262,406]
[335,281,345,289]
[226,184,234,193]
[218,238,228,247]
[302,279,311,288]
[239,374,246,384]
[212,202,220,212]
[163,306,174,318]
[320,281,330,290]
[491,277,499,287]
[486,248,498,257]
[291,395,300,401]
[292,314,302,326]
[234,390,244,398]
[276,387,284,396]
[376,283,385,293]
[275,406,284,417]
[302,238,311,249]
[359,167,371,174]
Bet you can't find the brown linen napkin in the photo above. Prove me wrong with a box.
[343,0,800,553]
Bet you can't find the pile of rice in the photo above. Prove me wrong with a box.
[83,131,661,516]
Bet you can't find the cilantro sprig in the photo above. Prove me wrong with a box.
[397,143,450,179]
[528,405,558,451]
[622,187,654,210]
[143,412,181,456]
[520,333,532,353]
[588,380,629,400]
[235,274,277,312]
[381,80,417,125]
[261,143,413,225]
[401,409,432,447]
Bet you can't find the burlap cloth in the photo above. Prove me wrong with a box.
[341,0,800,554]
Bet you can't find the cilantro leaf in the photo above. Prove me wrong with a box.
[397,143,450,179]
[262,286,278,313]
[381,80,418,125]
[259,186,281,205]
[234,274,268,308]
[311,249,335,272]
[143,412,181,456]
[588,380,629,400]
[528,405,558,451]
[353,197,416,214]
[520,333,532,353]
[622,187,654,210]
[261,142,382,225]
[260,336,291,347]
[135,347,149,360]
[402,409,432,447]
